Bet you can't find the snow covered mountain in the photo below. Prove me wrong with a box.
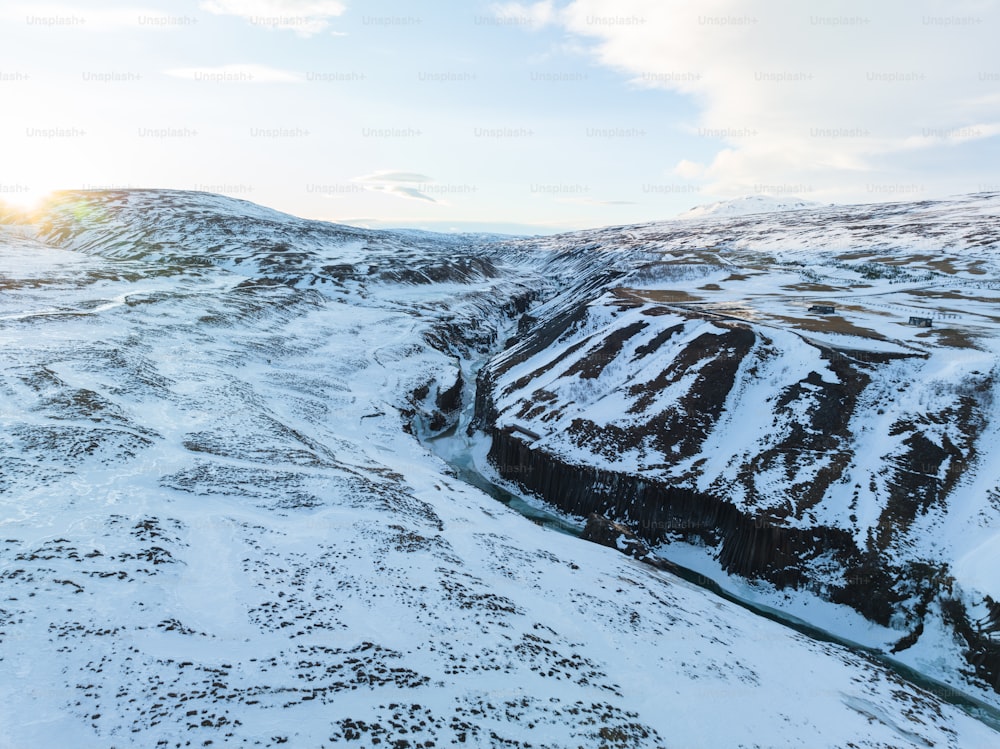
[679,194,823,218]
[0,189,998,747]
[477,192,1000,710]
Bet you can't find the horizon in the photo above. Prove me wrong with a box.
[7,185,1000,238]
[2,1,998,234]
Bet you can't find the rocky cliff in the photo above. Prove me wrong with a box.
[475,193,1000,700]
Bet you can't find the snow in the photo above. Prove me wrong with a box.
[482,190,1000,708]
[0,189,997,747]
[955,538,1000,601]
[678,194,826,219]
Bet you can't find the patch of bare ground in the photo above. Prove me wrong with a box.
[835,251,881,261]
[925,258,962,274]
[780,282,845,293]
[638,306,680,317]
[666,249,728,266]
[698,283,722,290]
[658,256,712,266]
[836,251,989,276]
[703,303,760,321]
[909,288,1000,304]
[612,287,703,304]
[861,254,973,276]
[914,327,982,349]
[769,313,888,339]
[870,254,929,266]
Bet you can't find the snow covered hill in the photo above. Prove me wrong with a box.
[678,194,824,218]
[478,192,1000,710]
[0,190,998,747]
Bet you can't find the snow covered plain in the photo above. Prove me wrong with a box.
[0,190,998,747]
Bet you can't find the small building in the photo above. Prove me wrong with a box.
[908,316,933,327]
[809,304,836,314]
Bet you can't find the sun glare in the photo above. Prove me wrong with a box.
[0,184,56,210]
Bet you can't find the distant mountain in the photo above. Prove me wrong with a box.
[679,193,825,218]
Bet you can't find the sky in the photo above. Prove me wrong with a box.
[1,0,998,234]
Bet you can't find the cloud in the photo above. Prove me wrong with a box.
[354,171,439,203]
[491,0,558,30]
[200,0,346,36]
[165,64,303,83]
[900,121,1000,150]
[358,171,434,184]
[508,0,1000,200]
[3,5,189,31]
[386,186,437,203]
[673,159,706,180]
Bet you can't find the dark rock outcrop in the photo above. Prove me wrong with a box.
[477,381,1000,693]
[485,426,864,595]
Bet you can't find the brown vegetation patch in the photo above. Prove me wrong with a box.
[924,258,962,275]
[835,251,880,261]
[909,288,1000,304]
[770,313,888,340]
[781,282,844,293]
[915,327,981,349]
[612,287,702,304]
[638,306,679,317]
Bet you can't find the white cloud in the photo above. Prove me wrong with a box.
[354,171,439,203]
[491,1,558,30]
[357,171,434,184]
[200,0,346,36]
[516,0,1000,200]
[384,186,437,203]
[673,159,705,180]
[3,5,189,31]
[165,64,303,83]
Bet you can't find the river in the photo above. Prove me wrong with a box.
[417,358,1000,733]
